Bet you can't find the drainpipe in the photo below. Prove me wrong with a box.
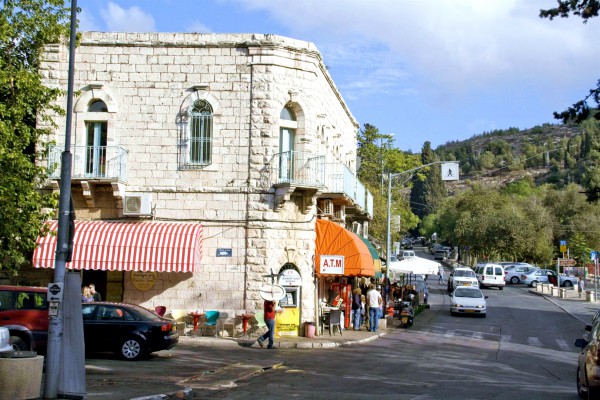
[242,64,254,310]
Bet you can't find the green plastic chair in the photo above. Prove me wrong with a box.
[254,311,267,335]
[202,310,221,337]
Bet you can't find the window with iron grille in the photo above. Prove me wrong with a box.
[182,99,213,168]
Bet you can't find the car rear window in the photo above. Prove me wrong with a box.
[455,270,476,278]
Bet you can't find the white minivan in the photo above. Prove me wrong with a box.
[474,263,505,290]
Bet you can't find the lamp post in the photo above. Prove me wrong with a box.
[385,161,458,266]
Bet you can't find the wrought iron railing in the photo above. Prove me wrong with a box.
[267,151,326,187]
[47,145,128,181]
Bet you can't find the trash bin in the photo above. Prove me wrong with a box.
[586,290,596,302]
[304,322,316,338]
[0,351,43,400]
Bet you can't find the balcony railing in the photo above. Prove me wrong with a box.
[47,145,128,181]
[266,151,326,187]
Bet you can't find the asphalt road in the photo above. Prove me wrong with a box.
[82,273,586,400]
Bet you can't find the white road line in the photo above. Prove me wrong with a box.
[527,336,543,347]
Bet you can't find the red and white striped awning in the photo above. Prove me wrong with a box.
[33,221,203,273]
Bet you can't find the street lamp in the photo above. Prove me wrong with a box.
[385,161,459,267]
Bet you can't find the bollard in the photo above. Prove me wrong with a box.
[559,288,567,299]
[586,290,596,302]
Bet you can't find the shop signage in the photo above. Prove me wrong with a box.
[278,269,302,286]
[320,255,344,275]
[130,271,158,291]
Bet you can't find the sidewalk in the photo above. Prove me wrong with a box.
[527,283,600,324]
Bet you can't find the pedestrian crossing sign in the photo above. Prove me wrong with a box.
[441,162,459,181]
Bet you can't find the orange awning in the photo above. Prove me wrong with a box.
[33,221,203,273]
[314,219,374,277]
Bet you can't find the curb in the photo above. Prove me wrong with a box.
[528,289,596,324]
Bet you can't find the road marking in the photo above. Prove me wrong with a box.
[556,339,570,351]
[527,336,543,347]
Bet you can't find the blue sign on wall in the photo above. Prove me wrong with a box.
[216,248,232,257]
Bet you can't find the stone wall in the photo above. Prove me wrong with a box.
[39,32,358,324]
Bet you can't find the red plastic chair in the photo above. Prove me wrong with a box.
[155,306,167,317]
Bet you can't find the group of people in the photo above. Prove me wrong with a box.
[81,283,102,302]
[351,284,383,332]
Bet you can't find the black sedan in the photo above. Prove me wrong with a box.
[82,302,179,360]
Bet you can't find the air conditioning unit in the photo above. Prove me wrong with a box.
[123,194,152,216]
[363,222,369,237]
[322,200,334,216]
[352,221,362,236]
[334,205,346,222]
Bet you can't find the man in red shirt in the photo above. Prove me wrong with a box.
[257,300,276,349]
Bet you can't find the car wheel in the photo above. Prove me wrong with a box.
[564,280,573,288]
[9,336,28,351]
[531,281,538,288]
[120,337,146,361]
[510,276,520,284]
[499,286,504,290]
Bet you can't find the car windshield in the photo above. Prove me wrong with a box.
[454,269,476,278]
[454,288,483,298]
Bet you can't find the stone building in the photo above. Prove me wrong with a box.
[32,32,374,334]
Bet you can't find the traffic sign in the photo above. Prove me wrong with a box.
[47,282,64,302]
[558,258,576,267]
[591,251,598,261]
[559,240,567,253]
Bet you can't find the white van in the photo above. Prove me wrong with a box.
[474,263,505,290]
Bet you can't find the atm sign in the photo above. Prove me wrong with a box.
[320,255,344,275]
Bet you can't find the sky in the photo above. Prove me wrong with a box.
[76,0,600,153]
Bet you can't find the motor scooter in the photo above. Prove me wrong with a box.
[399,300,414,328]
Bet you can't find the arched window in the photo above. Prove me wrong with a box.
[85,100,108,177]
[279,106,297,181]
[189,99,213,165]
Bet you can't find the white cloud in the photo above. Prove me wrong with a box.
[229,0,600,105]
[78,8,100,31]
[186,21,212,33]
[100,2,156,32]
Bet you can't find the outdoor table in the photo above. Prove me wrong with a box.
[188,312,205,333]
[238,313,255,337]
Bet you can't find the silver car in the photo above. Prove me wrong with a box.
[0,327,12,352]
[575,318,600,398]
[504,264,536,284]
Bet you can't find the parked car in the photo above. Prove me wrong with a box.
[474,263,505,290]
[82,302,179,360]
[434,250,446,260]
[575,316,600,398]
[0,286,178,360]
[449,286,487,317]
[504,264,537,284]
[0,327,12,352]
[0,285,49,353]
[520,268,578,288]
[447,267,479,292]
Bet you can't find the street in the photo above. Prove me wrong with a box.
[83,274,587,400]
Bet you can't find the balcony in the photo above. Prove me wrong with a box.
[321,163,373,220]
[261,151,325,212]
[47,145,128,207]
[262,152,373,219]
[48,145,128,181]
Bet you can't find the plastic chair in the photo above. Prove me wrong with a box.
[254,311,267,335]
[202,310,221,337]
[155,306,167,317]
[327,309,343,336]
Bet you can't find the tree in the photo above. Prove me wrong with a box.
[0,0,71,274]
[540,1,600,122]
[409,141,446,220]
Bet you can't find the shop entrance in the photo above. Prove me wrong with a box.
[81,270,124,302]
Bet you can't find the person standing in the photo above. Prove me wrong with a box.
[257,300,277,349]
[578,276,585,298]
[81,286,93,302]
[351,288,362,331]
[438,265,445,284]
[366,284,383,332]
[89,283,102,301]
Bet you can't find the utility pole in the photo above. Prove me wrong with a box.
[44,1,77,398]
[385,161,459,265]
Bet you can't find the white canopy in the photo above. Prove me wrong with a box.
[387,256,441,276]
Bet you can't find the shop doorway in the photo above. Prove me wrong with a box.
[81,270,124,302]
